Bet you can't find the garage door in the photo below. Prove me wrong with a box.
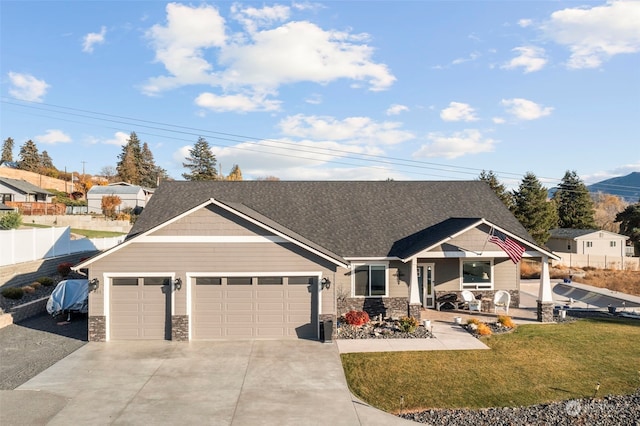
[110,277,171,340]
[192,276,316,340]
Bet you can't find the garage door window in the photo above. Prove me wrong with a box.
[258,277,283,285]
[288,276,314,285]
[227,277,252,285]
[112,277,138,286]
[144,277,170,286]
[196,277,221,285]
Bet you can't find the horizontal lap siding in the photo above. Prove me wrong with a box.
[447,226,493,252]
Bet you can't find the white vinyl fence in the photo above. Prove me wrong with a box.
[552,253,640,271]
[0,227,124,266]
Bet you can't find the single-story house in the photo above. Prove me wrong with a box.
[74,181,559,342]
[87,182,153,214]
[0,177,53,203]
[547,229,629,257]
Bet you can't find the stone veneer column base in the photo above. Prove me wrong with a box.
[171,315,189,341]
[537,301,554,323]
[408,303,422,320]
[89,316,106,342]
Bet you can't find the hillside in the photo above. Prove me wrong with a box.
[588,172,640,202]
[0,167,70,192]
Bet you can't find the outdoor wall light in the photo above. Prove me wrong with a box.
[88,278,99,292]
[173,277,183,291]
[320,277,331,290]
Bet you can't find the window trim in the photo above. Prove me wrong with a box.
[460,259,494,290]
[351,262,389,298]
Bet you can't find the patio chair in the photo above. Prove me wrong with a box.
[461,290,479,311]
[494,290,511,314]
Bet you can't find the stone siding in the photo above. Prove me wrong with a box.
[537,301,554,323]
[89,316,106,341]
[171,315,189,341]
[338,297,410,319]
[6,296,49,323]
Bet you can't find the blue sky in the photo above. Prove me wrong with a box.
[1,1,639,189]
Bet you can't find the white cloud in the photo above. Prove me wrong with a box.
[34,129,71,145]
[440,102,478,122]
[7,72,50,102]
[501,98,553,120]
[502,46,547,73]
[82,26,107,53]
[305,93,323,105]
[414,129,497,159]
[518,19,533,28]
[541,0,640,69]
[195,92,281,112]
[278,114,414,145]
[386,104,409,116]
[142,4,395,109]
[104,131,130,146]
[451,52,480,65]
[492,117,506,124]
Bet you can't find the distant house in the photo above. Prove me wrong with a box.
[0,177,53,203]
[547,228,629,257]
[86,182,153,214]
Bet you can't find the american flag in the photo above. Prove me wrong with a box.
[489,228,525,264]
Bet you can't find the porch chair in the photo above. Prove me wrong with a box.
[461,290,480,311]
[493,290,511,314]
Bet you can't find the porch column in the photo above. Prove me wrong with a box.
[409,258,420,305]
[537,255,554,322]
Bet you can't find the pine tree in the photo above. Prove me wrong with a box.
[182,137,218,181]
[1,137,14,163]
[18,139,41,172]
[478,170,513,209]
[512,172,558,245]
[41,150,54,169]
[553,170,596,229]
[116,132,142,184]
[139,142,158,188]
[226,164,243,181]
[615,201,640,256]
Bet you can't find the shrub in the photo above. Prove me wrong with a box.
[0,211,23,230]
[344,310,370,326]
[36,276,55,287]
[21,285,35,294]
[398,316,419,333]
[477,323,492,336]
[31,282,42,289]
[497,315,516,328]
[57,262,73,277]
[467,318,481,325]
[1,287,24,300]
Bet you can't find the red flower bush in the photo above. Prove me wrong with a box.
[344,310,370,326]
[57,262,73,277]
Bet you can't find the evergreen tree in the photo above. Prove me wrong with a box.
[182,137,218,181]
[615,201,640,256]
[18,139,41,172]
[116,132,142,184]
[41,150,55,169]
[1,137,14,163]
[512,172,558,245]
[226,164,243,181]
[478,170,513,210]
[553,170,596,229]
[140,142,158,188]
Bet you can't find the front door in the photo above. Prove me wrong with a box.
[417,263,435,308]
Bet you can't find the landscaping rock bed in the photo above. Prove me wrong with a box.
[399,388,640,426]
[336,319,433,339]
[0,272,84,315]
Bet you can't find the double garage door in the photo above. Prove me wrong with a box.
[191,276,316,340]
[109,275,316,340]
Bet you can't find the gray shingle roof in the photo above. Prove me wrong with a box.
[129,180,536,258]
[0,177,52,195]
[549,228,600,239]
[88,185,143,195]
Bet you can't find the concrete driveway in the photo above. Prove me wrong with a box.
[1,340,415,426]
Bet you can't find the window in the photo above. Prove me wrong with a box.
[144,277,170,286]
[461,260,492,290]
[586,241,593,248]
[196,277,221,285]
[1,194,12,203]
[227,277,252,285]
[288,276,313,285]
[112,277,138,286]
[258,276,282,285]
[610,241,616,247]
[353,264,387,297]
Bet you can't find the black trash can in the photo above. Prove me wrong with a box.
[322,320,333,343]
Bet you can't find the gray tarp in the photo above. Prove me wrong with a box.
[46,279,88,317]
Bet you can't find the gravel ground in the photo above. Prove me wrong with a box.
[0,312,87,390]
[399,390,640,425]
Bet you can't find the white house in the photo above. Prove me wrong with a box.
[87,182,152,215]
[547,228,629,257]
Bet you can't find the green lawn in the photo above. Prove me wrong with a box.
[341,318,640,413]
[22,223,125,238]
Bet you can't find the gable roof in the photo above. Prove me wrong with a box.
[0,177,52,195]
[87,185,145,195]
[550,228,629,240]
[128,181,540,258]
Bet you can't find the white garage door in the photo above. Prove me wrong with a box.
[191,276,316,340]
[110,277,170,340]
